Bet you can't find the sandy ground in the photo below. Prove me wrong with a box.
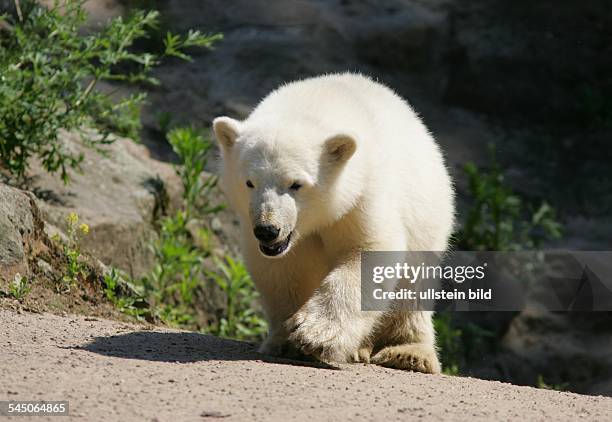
[1,310,611,421]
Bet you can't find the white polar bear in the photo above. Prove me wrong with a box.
[213,73,454,374]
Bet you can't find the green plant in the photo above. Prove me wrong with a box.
[536,374,569,392]
[206,256,267,340]
[91,127,265,339]
[137,127,218,326]
[51,212,89,292]
[7,273,31,299]
[141,209,204,326]
[167,127,223,218]
[435,312,497,375]
[103,268,149,319]
[156,111,174,135]
[433,312,462,375]
[124,127,222,330]
[438,145,563,376]
[455,144,562,251]
[0,0,221,182]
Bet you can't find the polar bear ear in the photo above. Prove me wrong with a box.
[324,134,357,164]
[213,116,242,149]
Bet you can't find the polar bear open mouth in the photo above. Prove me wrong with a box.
[259,232,292,257]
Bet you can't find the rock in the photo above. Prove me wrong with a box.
[0,184,45,283]
[36,259,53,276]
[502,308,612,396]
[442,0,612,126]
[351,4,446,71]
[39,0,125,28]
[130,0,449,152]
[28,129,183,278]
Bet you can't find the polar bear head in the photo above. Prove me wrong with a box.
[213,115,360,258]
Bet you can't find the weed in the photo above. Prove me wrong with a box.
[536,374,569,391]
[136,127,217,326]
[51,212,89,292]
[141,209,204,326]
[7,273,31,300]
[167,127,223,218]
[206,256,267,340]
[438,144,563,374]
[97,127,267,339]
[103,268,149,320]
[156,111,174,135]
[433,312,462,375]
[455,144,562,251]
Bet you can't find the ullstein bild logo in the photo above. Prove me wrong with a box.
[360,251,612,312]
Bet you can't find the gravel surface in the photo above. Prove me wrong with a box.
[1,310,610,421]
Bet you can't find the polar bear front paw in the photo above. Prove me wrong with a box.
[371,343,441,374]
[285,309,350,363]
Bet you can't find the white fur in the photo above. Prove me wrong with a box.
[213,73,455,373]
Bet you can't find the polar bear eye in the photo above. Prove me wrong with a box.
[289,182,302,191]
[246,180,254,188]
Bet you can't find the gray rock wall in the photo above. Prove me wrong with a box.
[0,184,45,283]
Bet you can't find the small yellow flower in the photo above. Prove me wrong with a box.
[67,212,79,225]
[79,223,90,235]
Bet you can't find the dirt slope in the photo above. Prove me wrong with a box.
[1,309,610,421]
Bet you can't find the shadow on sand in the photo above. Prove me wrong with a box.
[79,330,338,369]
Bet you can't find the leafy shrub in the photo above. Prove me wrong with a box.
[139,127,218,326]
[455,144,562,251]
[434,312,496,375]
[433,313,462,375]
[100,127,266,340]
[437,145,563,374]
[166,127,222,218]
[0,0,221,182]
[103,268,149,319]
[206,256,267,340]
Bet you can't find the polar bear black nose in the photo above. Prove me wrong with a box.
[254,224,280,242]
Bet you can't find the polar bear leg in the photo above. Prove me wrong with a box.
[286,256,380,363]
[370,310,441,374]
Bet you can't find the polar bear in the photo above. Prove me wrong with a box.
[213,73,454,374]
